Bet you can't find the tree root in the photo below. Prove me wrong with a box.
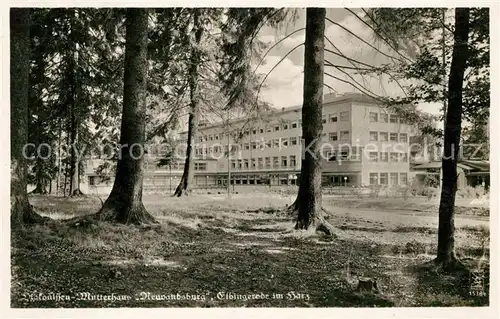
[70,189,85,197]
[11,203,49,227]
[94,201,158,226]
[424,256,469,273]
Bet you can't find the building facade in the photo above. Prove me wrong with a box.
[82,93,419,192]
[170,93,417,188]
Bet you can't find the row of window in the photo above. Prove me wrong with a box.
[369,131,408,143]
[230,155,298,170]
[368,152,409,162]
[369,172,408,185]
[369,112,407,124]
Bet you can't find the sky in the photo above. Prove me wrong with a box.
[253,8,443,123]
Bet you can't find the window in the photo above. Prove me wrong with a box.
[258,157,263,169]
[251,142,257,150]
[244,159,249,169]
[251,158,256,168]
[390,133,398,142]
[281,137,288,147]
[322,117,327,124]
[350,148,360,161]
[265,140,271,149]
[209,135,213,141]
[260,128,264,134]
[89,176,96,186]
[291,121,298,129]
[390,152,399,162]
[252,129,257,135]
[379,132,388,142]
[400,173,408,185]
[380,113,388,123]
[330,113,338,122]
[290,137,298,146]
[231,160,236,169]
[328,151,337,162]
[244,143,250,150]
[265,157,271,168]
[369,152,378,162]
[390,173,398,185]
[390,114,398,123]
[340,111,349,121]
[339,151,349,161]
[329,132,338,141]
[195,162,207,171]
[379,173,388,185]
[290,155,296,167]
[238,159,243,169]
[340,131,350,141]
[400,152,408,162]
[369,131,378,141]
[273,156,280,168]
[281,156,288,167]
[274,125,280,132]
[400,133,408,143]
[215,134,219,141]
[273,138,280,148]
[267,126,272,133]
[369,112,378,122]
[283,123,289,130]
[370,173,378,185]
[380,152,389,162]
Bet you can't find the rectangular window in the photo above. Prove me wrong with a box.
[369,131,378,141]
[322,117,327,124]
[244,159,249,169]
[400,152,408,162]
[290,155,296,167]
[281,137,288,147]
[350,148,360,161]
[291,121,298,129]
[399,133,408,143]
[330,113,338,123]
[380,152,389,162]
[244,143,250,150]
[258,157,264,169]
[340,131,350,141]
[274,125,280,132]
[281,156,288,167]
[390,152,399,162]
[370,173,378,185]
[329,132,338,141]
[283,123,289,130]
[390,172,398,185]
[265,157,271,168]
[339,151,349,161]
[251,158,256,168]
[380,113,388,123]
[238,159,243,169]
[260,128,264,134]
[379,132,388,142]
[273,138,280,148]
[400,173,408,185]
[252,129,257,135]
[251,141,257,150]
[369,112,378,122]
[390,114,398,123]
[379,173,388,185]
[215,134,219,141]
[209,135,213,141]
[390,133,398,142]
[290,137,298,145]
[369,152,378,162]
[340,111,349,121]
[273,156,280,168]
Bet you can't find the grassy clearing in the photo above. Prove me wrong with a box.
[11,194,489,308]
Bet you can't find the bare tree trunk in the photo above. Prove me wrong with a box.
[96,8,156,225]
[291,8,334,235]
[174,11,203,197]
[435,8,469,270]
[10,8,46,225]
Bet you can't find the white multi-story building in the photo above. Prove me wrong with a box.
[164,92,418,188]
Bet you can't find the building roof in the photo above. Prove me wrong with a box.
[413,160,489,172]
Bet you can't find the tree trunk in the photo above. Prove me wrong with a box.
[10,8,46,225]
[173,11,203,197]
[292,8,334,235]
[95,8,156,225]
[435,8,469,270]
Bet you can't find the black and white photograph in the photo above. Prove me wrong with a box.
[4,3,497,314]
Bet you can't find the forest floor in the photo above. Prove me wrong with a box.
[11,194,490,307]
